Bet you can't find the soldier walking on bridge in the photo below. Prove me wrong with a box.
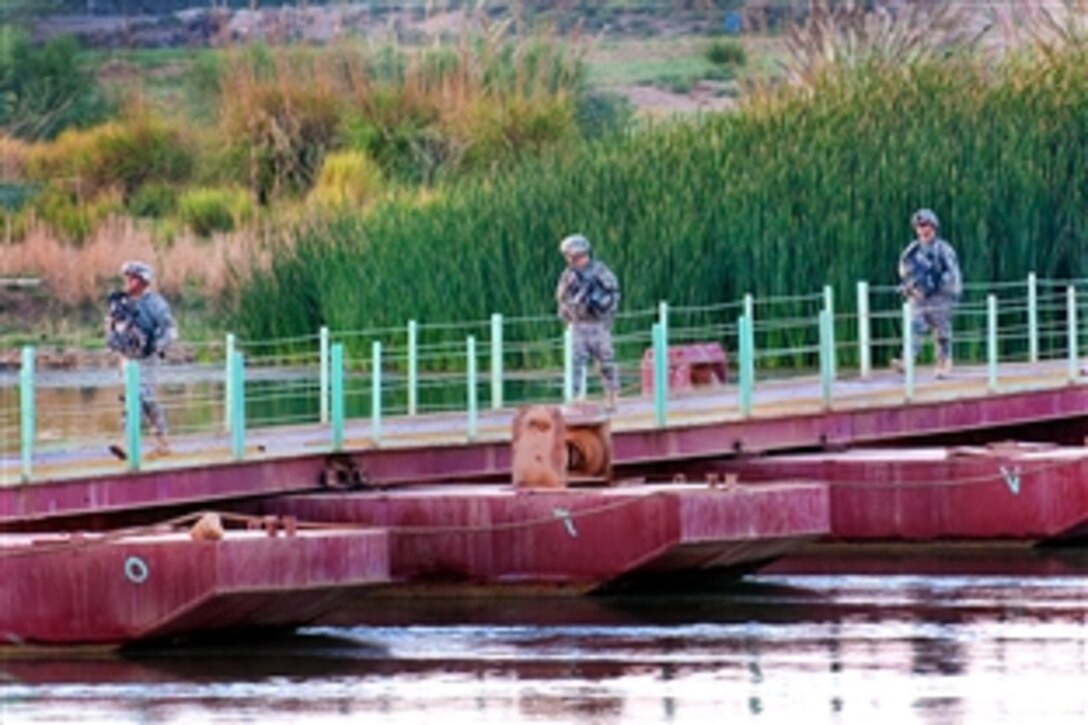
[556,234,621,411]
[105,260,178,458]
[892,209,962,379]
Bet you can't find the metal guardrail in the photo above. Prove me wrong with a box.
[0,277,40,288]
[4,272,1088,483]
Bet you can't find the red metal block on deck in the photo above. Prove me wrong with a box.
[640,343,728,395]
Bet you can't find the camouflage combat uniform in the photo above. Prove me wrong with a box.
[898,235,962,363]
[556,258,621,398]
[107,290,177,437]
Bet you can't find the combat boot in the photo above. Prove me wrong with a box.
[151,432,172,457]
[935,357,953,380]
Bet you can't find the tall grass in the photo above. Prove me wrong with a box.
[237,43,1088,367]
[0,216,259,309]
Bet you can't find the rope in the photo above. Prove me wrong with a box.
[0,510,227,560]
[0,488,727,553]
[288,490,667,536]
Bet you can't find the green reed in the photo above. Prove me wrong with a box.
[237,47,1088,371]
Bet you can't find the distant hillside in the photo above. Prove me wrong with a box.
[20,1,754,49]
[36,1,744,14]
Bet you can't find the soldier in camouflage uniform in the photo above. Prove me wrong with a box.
[105,260,178,457]
[893,209,962,379]
[556,234,621,410]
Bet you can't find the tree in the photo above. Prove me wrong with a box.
[0,26,106,140]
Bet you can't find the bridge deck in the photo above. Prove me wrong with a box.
[1,359,1087,528]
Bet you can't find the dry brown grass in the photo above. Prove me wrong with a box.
[0,216,261,307]
[782,0,985,87]
[0,135,29,180]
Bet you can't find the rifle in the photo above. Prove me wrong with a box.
[106,291,152,357]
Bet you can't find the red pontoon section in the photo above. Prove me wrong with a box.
[257,482,830,593]
[0,527,389,646]
[704,445,1088,542]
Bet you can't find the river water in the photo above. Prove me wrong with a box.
[3,550,1088,724]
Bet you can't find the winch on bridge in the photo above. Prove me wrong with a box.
[511,405,613,489]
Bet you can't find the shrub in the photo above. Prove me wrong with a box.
[217,47,341,203]
[31,186,122,244]
[575,91,634,140]
[340,91,448,186]
[178,186,252,238]
[705,39,747,67]
[307,151,384,212]
[449,95,578,174]
[0,28,108,140]
[0,180,36,213]
[128,182,178,219]
[93,114,195,200]
[23,125,108,197]
[23,116,193,201]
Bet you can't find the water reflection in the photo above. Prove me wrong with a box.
[0,373,566,454]
[4,561,1088,723]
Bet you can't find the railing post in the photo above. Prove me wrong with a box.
[19,346,34,482]
[371,340,382,445]
[987,294,999,393]
[467,335,478,441]
[902,302,914,403]
[658,300,669,349]
[738,314,753,418]
[819,309,833,409]
[407,320,418,416]
[743,292,755,385]
[1027,272,1038,364]
[124,359,142,471]
[490,313,503,410]
[224,332,235,432]
[331,343,344,452]
[230,351,245,461]
[823,284,836,380]
[652,322,667,428]
[1067,286,1079,383]
[563,326,574,403]
[857,281,871,379]
[319,326,329,424]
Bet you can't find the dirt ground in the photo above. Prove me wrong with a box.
[605,83,736,116]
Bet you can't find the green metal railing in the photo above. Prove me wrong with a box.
[6,272,1088,481]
